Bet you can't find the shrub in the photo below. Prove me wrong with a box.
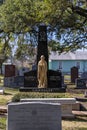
[12,92,66,102]
[12,93,21,102]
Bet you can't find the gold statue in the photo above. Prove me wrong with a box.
[37,55,47,88]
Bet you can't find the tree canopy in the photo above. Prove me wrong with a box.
[0,0,87,56]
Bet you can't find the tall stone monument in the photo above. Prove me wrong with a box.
[37,24,48,67]
[21,25,66,92]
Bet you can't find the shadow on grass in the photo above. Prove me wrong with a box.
[4,92,12,95]
[63,127,87,130]
[73,128,87,130]
[62,116,87,122]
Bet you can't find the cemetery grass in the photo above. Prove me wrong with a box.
[0,117,6,130]
[0,88,18,105]
[0,75,4,87]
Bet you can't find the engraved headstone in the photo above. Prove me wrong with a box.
[14,76,24,87]
[4,76,24,88]
[24,70,37,87]
[7,102,62,130]
[71,66,78,83]
[24,70,63,88]
[5,65,15,77]
[76,72,87,88]
[48,70,62,88]
[81,72,87,79]
[76,78,87,88]
[4,77,14,87]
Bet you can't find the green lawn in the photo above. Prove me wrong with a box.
[0,75,4,86]
[0,117,6,130]
[0,88,19,105]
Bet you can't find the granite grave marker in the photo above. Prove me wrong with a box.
[5,65,15,77]
[76,78,87,88]
[71,66,78,83]
[7,102,62,130]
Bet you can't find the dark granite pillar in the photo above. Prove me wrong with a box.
[37,25,48,68]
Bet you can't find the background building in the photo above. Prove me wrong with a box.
[49,51,87,74]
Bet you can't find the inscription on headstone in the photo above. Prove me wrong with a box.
[7,102,62,130]
[14,76,24,87]
[4,76,24,87]
[24,70,38,87]
[48,70,62,88]
[24,70,62,88]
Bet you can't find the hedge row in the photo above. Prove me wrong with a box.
[12,92,68,102]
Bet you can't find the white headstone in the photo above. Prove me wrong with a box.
[21,98,76,118]
[7,102,62,130]
[0,87,4,94]
[84,91,87,97]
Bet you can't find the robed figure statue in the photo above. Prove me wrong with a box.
[37,55,47,88]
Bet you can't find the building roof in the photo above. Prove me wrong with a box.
[49,51,87,60]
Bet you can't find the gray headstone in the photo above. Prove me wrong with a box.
[7,102,62,130]
[5,65,15,77]
[76,78,87,88]
[4,76,24,88]
[81,72,87,79]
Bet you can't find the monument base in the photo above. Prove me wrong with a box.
[19,87,66,92]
